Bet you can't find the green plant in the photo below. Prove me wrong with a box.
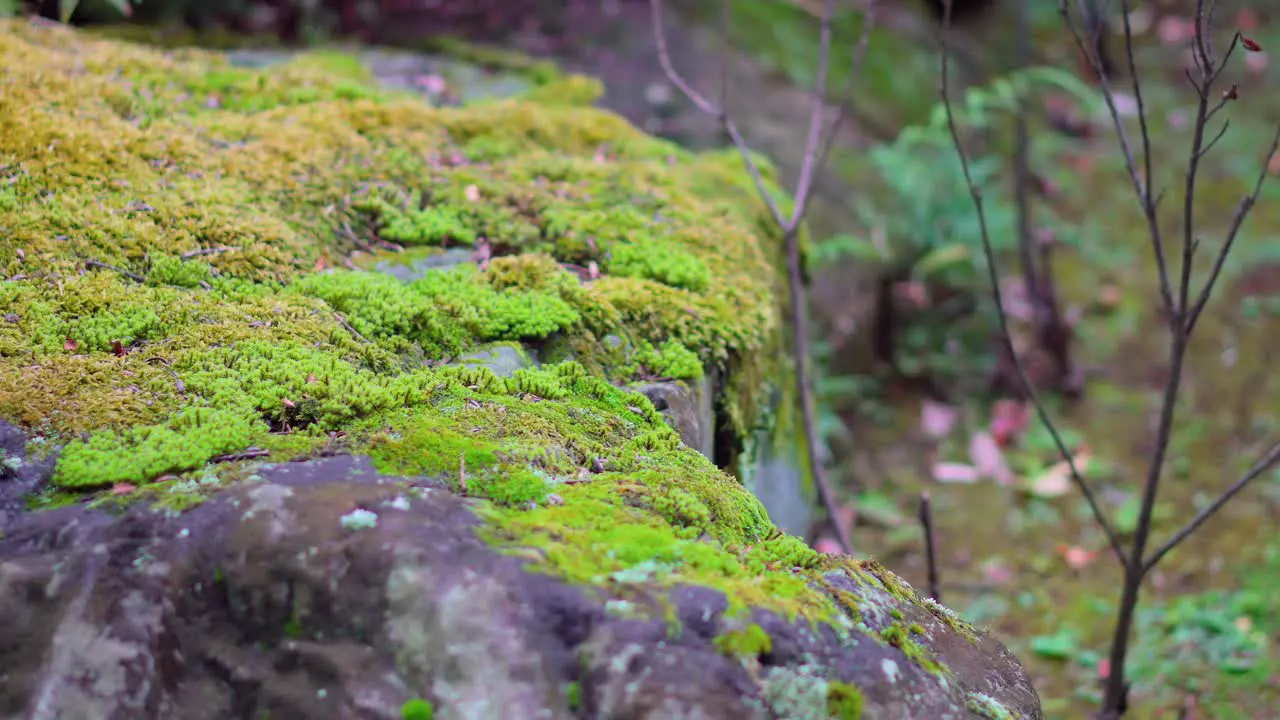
[810,66,1100,389]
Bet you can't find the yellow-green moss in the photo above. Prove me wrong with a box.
[714,622,774,660]
[0,20,891,645]
[826,681,865,720]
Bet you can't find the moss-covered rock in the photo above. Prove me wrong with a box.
[0,19,1041,719]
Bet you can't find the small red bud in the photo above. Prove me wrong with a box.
[1241,36,1262,52]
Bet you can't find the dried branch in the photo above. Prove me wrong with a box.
[1186,125,1280,335]
[1064,0,1174,316]
[1143,440,1280,575]
[939,1,1127,566]
[650,0,875,554]
[1055,1,1280,715]
[918,491,941,602]
[83,259,145,283]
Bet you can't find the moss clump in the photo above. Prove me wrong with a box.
[880,623,946,677]
[714,622,773,660]
[400,698,434,720]
[965,692,1016,720]
[0,21,944,673]
[53,407,257,488]
[826,682,865,720]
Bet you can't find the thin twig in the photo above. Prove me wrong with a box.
[1064,0,1174,316]
[941,0,1127,566]
[1143,440,1280,575]
[918,491,941,602]
[1186,125,1280,335]
[212,448,270,464]
[651,0,867,554]
[333,312,370,344]
[180,246,238,260]
[83,259,144,283]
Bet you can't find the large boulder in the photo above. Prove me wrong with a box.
[0,19,1040,719]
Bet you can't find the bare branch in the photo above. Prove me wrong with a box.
[650,0,788,229]
[1063,0,1175,317]
[918,491,941,602]
[1186,125,1280,335]
[787,0,837,229]
[942,1,1127,566]
[1143,440,1280,575]
[83,259,144,283]
[651,0,874,555]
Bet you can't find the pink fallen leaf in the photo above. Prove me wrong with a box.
[990,399,1029,446]
[464,184,481,203]
[970,431,1015,485]
[920,399,960,440]
[1026,448,1093,498]
[1056,543,1098,570]
[931,462,981,484]
[815,537,844,556]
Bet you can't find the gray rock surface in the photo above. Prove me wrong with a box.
[0,455,1041,720]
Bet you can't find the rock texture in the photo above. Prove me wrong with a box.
[0,19,1040,719]
[1,455,1040,720]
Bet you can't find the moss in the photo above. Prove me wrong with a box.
[564,681,582,711]
[965,691,1016,720]
[400,698,434,720]
[52,406,258,488]
[860,560,979,644]
[825,681,865,720]
[714,622,773,660]
[0,20,946,668]
[880,623,947,677]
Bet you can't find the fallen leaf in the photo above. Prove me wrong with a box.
[990,399,1029,447]
[111,340,125,357]
[1026,449,1093,498]
[305,373,318,385]
[814,537,844,556]
[464,184,480,202]
[931,462,981,484]
[970,431,1015,485]
[111,483,136,495]
[63,337,78,352]
[282,398,297,409]
[1056,543,1098,570]
[920,399,960,440]
[1096,284,1123,311]
[314,255,327,272]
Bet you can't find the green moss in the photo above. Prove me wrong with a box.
[0,20,934,663]
[825,682,865,720]
[880,624,947,677]
[965,691,1016,720]
[564,681,582,710]
[400,698,434,720]
[714,622,773,660]
[52,406,258,488]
